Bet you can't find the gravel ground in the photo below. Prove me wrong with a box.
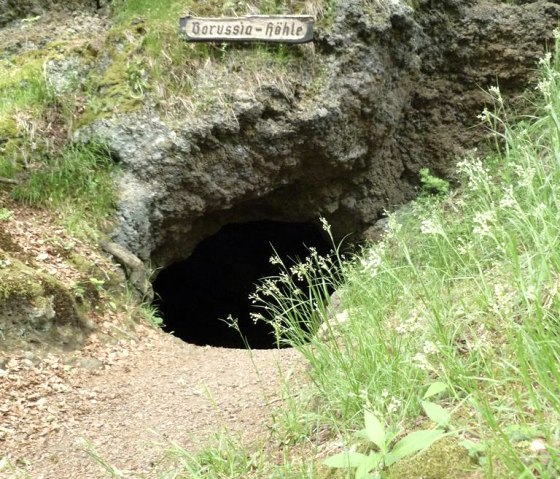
[1,326,304,478]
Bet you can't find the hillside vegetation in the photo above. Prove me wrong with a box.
[167,34,560,479]
[0,0,326,233]
[2,1,560,478]
[290,40,558,479]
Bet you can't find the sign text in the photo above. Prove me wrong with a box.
[179,16,314,44]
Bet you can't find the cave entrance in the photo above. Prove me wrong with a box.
[152,220,331,349]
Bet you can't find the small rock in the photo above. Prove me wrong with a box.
[529,439,547,454]
[21,359,35,368]
[77,357,104,371]
[23,351,40,365]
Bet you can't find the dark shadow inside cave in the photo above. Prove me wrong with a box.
[152,220,332,349]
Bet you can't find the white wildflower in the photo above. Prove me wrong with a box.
[423,340,438,355]
[257,278,282,297]
[525,284,538,302]
[420,218,444,235]
[395,323,408,334]
[467,324,490,354]
[249,312,265,323]
[395,310,424,335]
[473,324,490,352]
[476,107,491,123]
[491,282,515,316]
[456,157,491,191]
[514,165,535,188]
[535,203,547,214]
[387,396,402,414]
[412,352,431,371]
[359,388,371,407]
[529,439,547,454]
[473,210,495,238]
[539,52,552,66]
[360,248,383,275]
[499,186,516,209]
[536,78,552,96]
[385,215,402,239]
[457,238,473,256]
[290,262,309,281]
[488,85,503,105]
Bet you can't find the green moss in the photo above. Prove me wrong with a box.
[387,437,481,479]
[0,230,21,253]
[0,253,96,351]
[76,28,146,125]
[0,256,44,301]
[0,50,57,176]
[69,251,125,296]
[0,256,86,323]
[114,0,328,23]
[0,117,17,139]
[41,275,88,327]
[0,117,20,177]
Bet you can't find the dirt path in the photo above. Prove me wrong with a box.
[0,327,304,478]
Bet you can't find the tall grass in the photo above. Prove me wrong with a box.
[249,35,560,478]
[113,0,324,20]
[0,60,56,177]
[12,142,116,232]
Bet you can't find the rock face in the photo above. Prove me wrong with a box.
[0,257,93,351]
[79,0,560,269]
[0,0,106,27]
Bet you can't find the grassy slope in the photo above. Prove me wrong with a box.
[175,34,560,479]
[269,43,560,479]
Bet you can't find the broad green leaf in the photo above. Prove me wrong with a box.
[323,451,367,468]
[385,429,445,467]
[422,400,451,427]
[364,411,386,451]
[460,439,485,457]
[384,427,400,445]
[423,382,448,399]
[354,452,381,479]
[354,465,372,478]
[354,428,369,441]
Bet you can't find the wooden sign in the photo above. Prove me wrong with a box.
[179,15,314,44]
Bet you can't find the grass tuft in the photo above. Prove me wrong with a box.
[12,142,116,233]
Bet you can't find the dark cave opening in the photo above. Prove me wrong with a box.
[152,220,332,349]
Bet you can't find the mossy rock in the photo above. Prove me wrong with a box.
[0,229,21,253]
[69,251,126,302]
[0,118,20,176]
[0,0,104,28]
[0,255,95,351]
